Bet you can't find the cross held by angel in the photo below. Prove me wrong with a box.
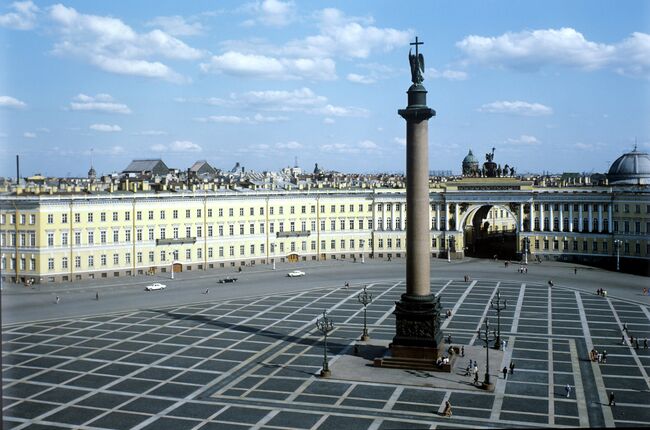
[409,37,425,85]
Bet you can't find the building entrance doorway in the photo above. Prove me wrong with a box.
[173,263,183,273]
[287,253,299,263]
[464,204,517,259]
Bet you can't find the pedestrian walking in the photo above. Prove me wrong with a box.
[548,280,554,287]
[55,295,60,304]
[621,334,626,345]
[502,340,507,351]
[524,267,528,274]
[447,334,453,344]
[464,364,471,376]
[443,400,452,417]
[565,384,572,398]
[608,391,616,406]
[574,267,577,275]
[509,361,515,374]
[473,365,478,376]
[461,346,465,357]
[602,350,607,364]
[635,339,640,349]
[623,322,628,332]
[204,288,209,294]
[644,338,648,349]
[95,291,99,300]
[502,367,508,379]
[474,371,479,385]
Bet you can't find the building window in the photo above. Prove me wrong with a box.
[101,254,107,266]
[250,224,255,234]
[553,240,558,250]
[48,258,55,270]
[603,242,608,253]
[239,224,244,235]
[149,251,155,262]
[48,233,54,247]
[208,226,213,237]
[543,239,549,250]
[112,212,118,221]
[208,209,212,217]
[149,228,154,240]
[113,230,119,243]
[573,241,578,251]
[186,249,191,260]
[137,229,142,241]
[330,240,336,249]
[88,231,94,245]
[61,257,67,269]
[148,211,154,220]
[125,229,131,242]
[160,228,166,239]
[208,248,213,258]
[47,214,54,224]
[196,226,202,238]
[197,248,202,259]
[534,239,540,250]
[125,212,130,221]
[75,256,81,268]
[30,214,36,224]
[113,254,119,265]
[100,231,107,244]
[197,209,202,218]
[137,252,142,263]
[88,256,94,267]
[582,241,588,251]
[219,247,224,257]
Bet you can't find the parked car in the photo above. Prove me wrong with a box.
[145,282,166,291]
[218,277,238,283]
[287,270,306,277]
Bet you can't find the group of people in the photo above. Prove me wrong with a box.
[596,288,608,296]
[463,275,471,282]
[589,348,607,363]
[501,361,515,378]
[517,266,528,274]
[436,356,450,368]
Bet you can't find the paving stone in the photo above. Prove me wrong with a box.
[119,397,176,414]
[88,411,151,429]
[304,381,351,396]
[75,392,133,409]
[504,381,548,397]
[3,400,59,420]
[554,400,578,417]
[265,411,323,429]
[214,406,272,424]
[141,417,201,430]
[501,396,548,414]
[42,406,104,426]
[317,415,374,430]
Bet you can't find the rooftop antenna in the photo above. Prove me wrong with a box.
[294,156,298,168]
[634,137,637,151]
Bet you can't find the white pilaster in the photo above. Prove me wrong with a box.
[455,203,460,232]
[569,203,574,232]
[391,203,396,231]
[598,204,603,233]
[382,203,386,231]
[608,204,613,233]
[445,203,449,231]
[588,204,593,232]
[519,204,524,232]
[400,203,405,231]
[540,204,545,231]
[436,204,441,231]
[549,203,554,232]
[578,204,583,232]
[529,202,535,232]
[559,204,564,232]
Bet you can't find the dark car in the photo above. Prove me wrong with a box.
[218,277,238,283]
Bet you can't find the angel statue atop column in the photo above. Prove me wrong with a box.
[409,49,425,85]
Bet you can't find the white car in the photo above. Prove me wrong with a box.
[287,270,306,277]
[145,282,167,291]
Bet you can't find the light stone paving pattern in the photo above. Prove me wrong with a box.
[3,278,650,429]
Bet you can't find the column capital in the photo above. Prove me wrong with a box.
[398,107,436,122]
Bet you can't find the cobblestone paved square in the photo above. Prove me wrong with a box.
[3,278,650,429]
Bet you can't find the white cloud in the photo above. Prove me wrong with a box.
[479,100,553,116]
[194,114,288,124]
[0,1,38,30]
[574,142,593,150]
[151,140,202,152]
[146,15,204,36]
[320,140,380,154]
[90,123,121,132]
[201,51,336,80]
[275,141,302,149]
[133,130,167,136]
[23,131,36,138]
[69,93,131,114]
[427,68,468,81]
[312,104,369,117]
[91,145,125,155]
[394,137,406,146]
[241,0,296,27]
[49,4,201,83]
[323,118,335,124]
[0,95,27,108]
[505,135,540,145]
[204,8,410,81]
[346,73,376,84]
[457,27,650,78]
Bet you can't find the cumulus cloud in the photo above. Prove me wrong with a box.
[23,131,36,138]
[203,8,410,81]
[146,15,204,36]
[275,141,302,149]
[194,114,289,124]
[151,140,202,152]
[505,135,540,145]
[180,87,367,120]
[394,137,406,146]
[346,73,376,84]
[457,27,650,78]
[69,93,132,114]
[90,145,125,156]
[321,140,380,154]
[90,123,121,132]
[323,118,335,124]
[241,0,296,27]
[479,100,553,116]
[0,1,39,30]
[132,130,167,136]
[49,4,201,83]
[427,68,468,81]
[0,95,27,108]
[201,51,336,80]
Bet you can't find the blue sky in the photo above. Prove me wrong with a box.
[1,0,648,177]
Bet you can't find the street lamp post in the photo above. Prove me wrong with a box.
[360,239,365,264]
[476,318,496,390]
[490,290,507,349]
[447,235,452,262]
[315,310,334,377]
[614,239,622,271]
[357,286,373,341]
[523,237,530,265]
[168,251,175,280]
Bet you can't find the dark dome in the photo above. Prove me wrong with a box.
[607,147,650,185]
[463,149,478,164]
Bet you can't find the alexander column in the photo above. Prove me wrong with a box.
[390,37,443,361]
